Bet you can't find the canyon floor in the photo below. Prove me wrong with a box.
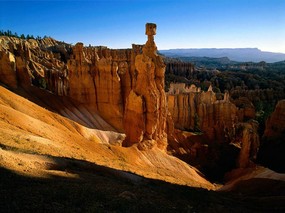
[1,85,285,212]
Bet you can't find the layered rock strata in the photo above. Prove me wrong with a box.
[165,60,194,77]
[0,26,266,180]
[0,24,168,150]
[167,83,260,180]
[0,36,135,131]
[168,83,238,142]
[123,23,167,150]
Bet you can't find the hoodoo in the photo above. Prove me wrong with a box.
[123,23,167,150]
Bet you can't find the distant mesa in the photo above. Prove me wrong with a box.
[159,48,285,63]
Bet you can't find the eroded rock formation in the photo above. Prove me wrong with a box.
[263,100,285,139]
[0,25,264,180]
[168,83,238,142]
[165,60,194,77]
[123,23,167,150]
[0,36,132,131]
[0,48,17,89]
[0,24,168,150]
[167,83,260,180]
[233,121,260,168]
[258,100,285,172]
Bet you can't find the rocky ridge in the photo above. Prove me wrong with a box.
[0,23,284,180]
[167,83,260,179]
[0,24,169,151]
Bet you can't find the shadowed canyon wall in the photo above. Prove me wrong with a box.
[166,83,260,180]
[258,100,285,172]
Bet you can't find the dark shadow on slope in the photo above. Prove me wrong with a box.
[257,138,285,173]
[168,133,240,183]
[1,153,285,213]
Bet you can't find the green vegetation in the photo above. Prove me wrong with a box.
[164,57,285,137]
[194,113,201,132]
[0,29,48,40]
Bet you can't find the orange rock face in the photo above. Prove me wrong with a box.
[0,48,17,89]
[0,25,168,149]
[0,36,134,131]
[167,83,238,142]
[234,121,260,168]
[67,44,129,130]
[0,25,265,180]
[123,23,167,150]
[167,83,261,179]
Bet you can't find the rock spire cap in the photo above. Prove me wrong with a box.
[145,23,156,36]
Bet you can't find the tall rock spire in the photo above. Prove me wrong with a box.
[123,23,167,150]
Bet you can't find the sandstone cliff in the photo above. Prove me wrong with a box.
[167,83,238,142]
[165,60,194,77]
[167,83,260,180]
[0,27,262,180]
[0,36,134,131]
[0,25,170,151]
[123,23,167,150]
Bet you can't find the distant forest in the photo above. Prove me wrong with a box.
[0,29,48,40]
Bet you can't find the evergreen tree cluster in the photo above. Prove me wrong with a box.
[0,29,47,40]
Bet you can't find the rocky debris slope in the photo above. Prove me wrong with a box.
[220,166,285,194]
[0,85,213,189]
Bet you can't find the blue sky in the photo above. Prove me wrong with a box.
[1,0,285,53]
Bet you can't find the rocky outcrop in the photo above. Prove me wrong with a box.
[168,83,238,142]
[258,100,285,172]
[0,36,134,131]
[0,48,17,89]
[233,121,260,168]
[0,25,168,147]
[0,36,70,91]
[167,83,261,180]
[263,100,285,139]
[0,27,262,179]
[60,44,134,130]
[165,60,194,77]
[123,23,167,150]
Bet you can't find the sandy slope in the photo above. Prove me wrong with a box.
[0,85,214,189]
[219,166,285,192]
